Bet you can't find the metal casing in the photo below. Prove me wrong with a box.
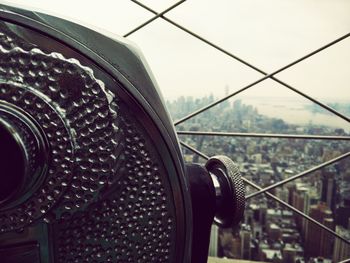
[0,4,192,262]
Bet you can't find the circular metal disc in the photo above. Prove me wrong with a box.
[0,9,191,262]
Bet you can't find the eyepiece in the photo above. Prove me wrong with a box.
[0,118,27,203]
[0,102,48,208]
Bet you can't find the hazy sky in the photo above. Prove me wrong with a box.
[3,0,350,102]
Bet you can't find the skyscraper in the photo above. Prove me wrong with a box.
[321,167,337,211]
[304,203,334,258]
[333,225,350,262]
[240,225,252,260]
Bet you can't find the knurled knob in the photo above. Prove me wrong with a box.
[205,155,245,228]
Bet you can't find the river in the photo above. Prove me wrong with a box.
[239,97,350,132]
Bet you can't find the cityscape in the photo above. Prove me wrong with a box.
[167,95,350,263]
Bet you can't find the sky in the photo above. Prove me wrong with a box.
[2,0,350,102]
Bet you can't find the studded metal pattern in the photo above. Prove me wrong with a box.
[0,39,119,228]
[0,82,74,232]
[54,104,175,262]
[0,23,176,262]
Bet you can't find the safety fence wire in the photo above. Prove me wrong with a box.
[124,0,350,125]
[180,141,350,245]
[125,0,349,125]
[123,0,350,252]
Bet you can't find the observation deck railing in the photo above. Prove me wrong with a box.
[122,0,350,261]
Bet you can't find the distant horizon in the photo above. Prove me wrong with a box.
[166,93,350,131]
[4,0,350,106]
[165,94,350,103]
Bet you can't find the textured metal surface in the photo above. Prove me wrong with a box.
[57,108,174,262]
[0,22,177,262]
[0,83,74,232]
[206,155,245,227]
[54,103,175,262]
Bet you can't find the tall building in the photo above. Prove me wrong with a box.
[275,186,289,203]
[336,197,350,228]
[320,167,337,211]
[304,202,334,258]
[259,203,267,227]
[302,186,319,237]
[240,225,252,260]
[291,183,308,228]
[290,182,319,238]
[282,244,297,263]
[333,225,350,262]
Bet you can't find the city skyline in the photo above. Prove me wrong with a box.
[167,94,350,132]
[172,96,350,262]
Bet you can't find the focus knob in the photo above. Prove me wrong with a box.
[205,155,245,228]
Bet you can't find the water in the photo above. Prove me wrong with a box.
[239,97,350,132]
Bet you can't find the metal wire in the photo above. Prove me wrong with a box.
[178,131,350,141]
[180,141,210,160]
[127,0,350,251]
[173,72,350,126]
[180,141,350,245]
[243,176,350,245]
[129,0,266,73]
[127,0,350,126]
[182,137,350,201]
[124,0,186,37]
[246,151,350,199]
[173,57,350,125]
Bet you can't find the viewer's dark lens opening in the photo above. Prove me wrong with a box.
[0,120,26,203]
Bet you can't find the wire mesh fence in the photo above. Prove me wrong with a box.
[122,0,350,261]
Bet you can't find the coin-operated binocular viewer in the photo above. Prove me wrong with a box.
[0,4,245,263]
